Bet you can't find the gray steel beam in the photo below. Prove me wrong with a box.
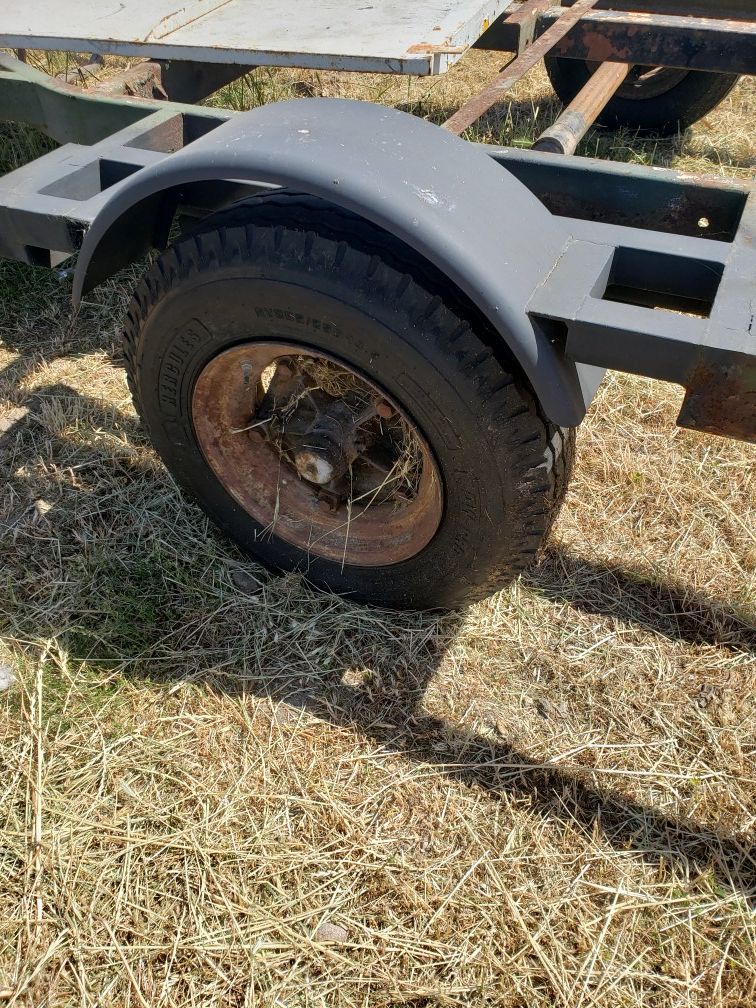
[0,101,230,265]
[527,197,756,443]
[481,146,749,243]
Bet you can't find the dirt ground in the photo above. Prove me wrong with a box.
[0,50,754,1008]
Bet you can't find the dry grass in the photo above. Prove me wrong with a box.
[208,51,755,176]
[1,50,755,1008]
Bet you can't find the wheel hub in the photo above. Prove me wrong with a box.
[256,359,363,494]
[191,342,443,566]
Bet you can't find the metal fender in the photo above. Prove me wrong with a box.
[73,98,603,427]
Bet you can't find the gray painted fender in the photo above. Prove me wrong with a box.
[74,98,603,427]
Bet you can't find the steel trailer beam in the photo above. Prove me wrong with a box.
[0,52,230,145]
[575,1,756,18]
[476,4,756,74]
[0,47,754,441]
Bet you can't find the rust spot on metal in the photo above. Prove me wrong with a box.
[407,42,465,55]
[678,358,756,444]
[571,29,618,64]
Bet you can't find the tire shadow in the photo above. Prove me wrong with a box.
[526,548,755,656]
[249,666,756,907]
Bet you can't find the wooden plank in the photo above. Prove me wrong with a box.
[0,0,517,76]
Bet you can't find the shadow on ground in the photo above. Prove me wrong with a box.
[1,258,754,908]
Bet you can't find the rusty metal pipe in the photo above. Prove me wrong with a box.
[442,0,600,136]
[533,60,631,155]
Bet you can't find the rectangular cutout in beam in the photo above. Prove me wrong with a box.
[39,159,145,201]
[602,247,724,317]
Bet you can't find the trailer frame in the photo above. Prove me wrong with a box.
[0,1,754,445]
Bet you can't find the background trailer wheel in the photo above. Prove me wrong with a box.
[122,205,574,609]
[544,59,740,136]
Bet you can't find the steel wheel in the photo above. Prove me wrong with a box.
[192,342,443,566]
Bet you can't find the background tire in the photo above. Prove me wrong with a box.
[122,200,574,609]
[544,58,739,136]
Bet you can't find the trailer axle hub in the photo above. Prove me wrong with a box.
[191,342,444,566]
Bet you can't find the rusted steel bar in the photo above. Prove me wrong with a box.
[443,0,600,135]
[532,60,630,154]
[500,0,552,49]
[544,8,756,74]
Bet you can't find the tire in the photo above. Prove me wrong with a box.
[121,198,574,609]
[544,58,739,136]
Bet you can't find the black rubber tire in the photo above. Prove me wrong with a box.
[544,58,739,136]
[122,200,574,609]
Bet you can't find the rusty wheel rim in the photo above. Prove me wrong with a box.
[619,66,689,101]
[192,342,444,567]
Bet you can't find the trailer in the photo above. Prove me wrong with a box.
[1,1,754,609]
